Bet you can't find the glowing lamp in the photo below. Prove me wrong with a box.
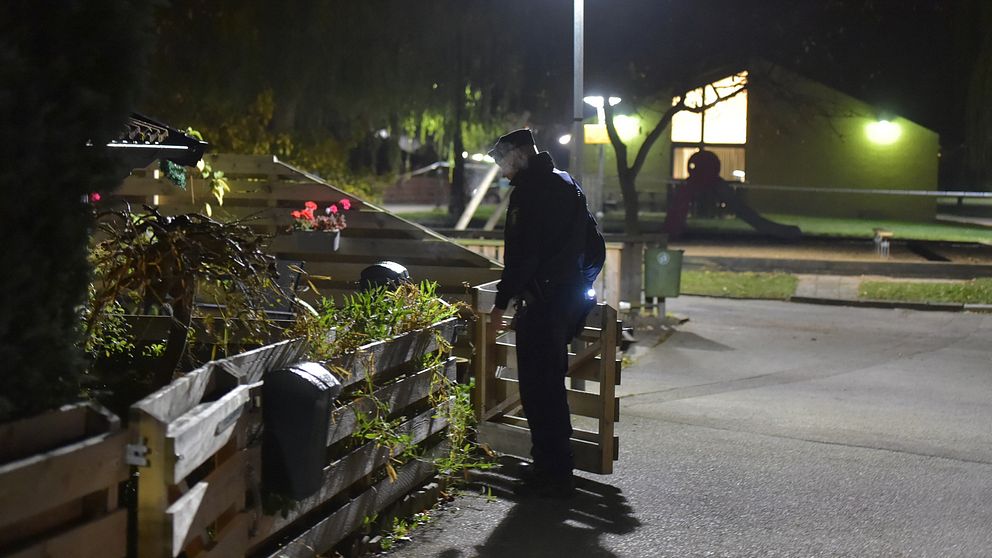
[866,120,901,145]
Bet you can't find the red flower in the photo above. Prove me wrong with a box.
[328,204,339,214]
[304,201,317,210]
[291,210,302,219]
[90,192,101,202]
[301,208,315,220]
[339,198,351,211]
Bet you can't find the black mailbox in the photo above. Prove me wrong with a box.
[262,362,341,500]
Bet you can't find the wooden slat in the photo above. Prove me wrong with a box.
[0,430,128,527]
[478,420,614,475]
[296,261,500,287]
[219,338,306,384]
[494,340,605,379]
[0,405,91,463]
[166,385,250,483]
[324,318,458,390]
[208,153,281,175]
[166,449,249,555]
[598,305,619,474]
[251,406,448,545]
[132,339,300,423]
[568,355,623,384]
[263,456,439,558]
[326,359,456,447]
[5,508,127,558]
[131,365,229,424]
[268,234,489,266]
[493,373,618,421]
[196,512,250,558]
[498,414,613,449]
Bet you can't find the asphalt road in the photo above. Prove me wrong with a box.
[387,297,992,557]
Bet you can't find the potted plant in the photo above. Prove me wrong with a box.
[288,199,352,251]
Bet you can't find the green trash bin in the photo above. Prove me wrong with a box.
[644,248,683,298]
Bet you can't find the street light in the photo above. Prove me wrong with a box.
[583,95,622,217]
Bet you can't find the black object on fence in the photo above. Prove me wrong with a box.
[358,261,411,291]
[262,362,342,500]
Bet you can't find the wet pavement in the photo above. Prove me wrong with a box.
[384,297,992,558]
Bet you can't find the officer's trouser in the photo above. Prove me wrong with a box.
[514,283,583,477]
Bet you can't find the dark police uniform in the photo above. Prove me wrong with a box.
[494,149,593,481]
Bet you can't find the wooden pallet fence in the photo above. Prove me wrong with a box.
[471,281,622,475]
[0,403,130,558]
[129,318,459,558]
[457,239,623,309]
[130,339,306,558]
[111,154,502,300]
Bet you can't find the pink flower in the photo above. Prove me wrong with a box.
[90,192,101,202]
[301,208,315,220]
[328,204,339,214]
[339,198,351,211]
[304,201,317,211]
[291,210,302,219]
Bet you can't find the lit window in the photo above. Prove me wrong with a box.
[671,73,748,145]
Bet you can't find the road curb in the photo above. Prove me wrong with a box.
[674,294,985,313]
[788,296,966,312]
[684,256,992,280]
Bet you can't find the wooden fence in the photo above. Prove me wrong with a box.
[470,281,622,474]
[0,403,130,558]
[129,317,458,557]
[455,239,624,309]
[111,153,502,303]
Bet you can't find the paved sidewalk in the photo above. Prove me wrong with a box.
[793,274,860,300]
[385,298,992,557]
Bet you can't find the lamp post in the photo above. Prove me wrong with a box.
[570,0,584,194]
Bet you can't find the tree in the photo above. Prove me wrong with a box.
[142,1,571,216]
[602,79,746,235]
[0,1,154,420]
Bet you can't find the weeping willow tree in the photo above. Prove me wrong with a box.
[143,0,561,213]
[0,1,154,420]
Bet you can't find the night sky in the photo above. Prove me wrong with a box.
[526,1,976,142]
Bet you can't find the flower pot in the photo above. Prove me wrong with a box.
[277,230,341,253]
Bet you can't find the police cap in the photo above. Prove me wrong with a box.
[487,128,536,162]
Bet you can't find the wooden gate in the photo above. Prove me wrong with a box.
[471,281,621,474]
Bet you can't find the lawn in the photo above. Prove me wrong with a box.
[395,204,990,243]
[859,278,992,304]
[680,270,798,300]
[594,211,992,243]
[686,214,992,243]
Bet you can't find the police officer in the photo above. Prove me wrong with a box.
[487,128,600,498]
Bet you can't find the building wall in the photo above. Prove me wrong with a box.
[579,110,673,213]
[746,69,939,221]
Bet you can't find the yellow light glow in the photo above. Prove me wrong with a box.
[584,117,639,144]
[866,120,901,145]
[584,124,608,144]
[614,115,640,141]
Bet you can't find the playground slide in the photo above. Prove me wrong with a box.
[716,182,803,241]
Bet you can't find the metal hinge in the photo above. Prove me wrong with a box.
[126,442,149,467]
